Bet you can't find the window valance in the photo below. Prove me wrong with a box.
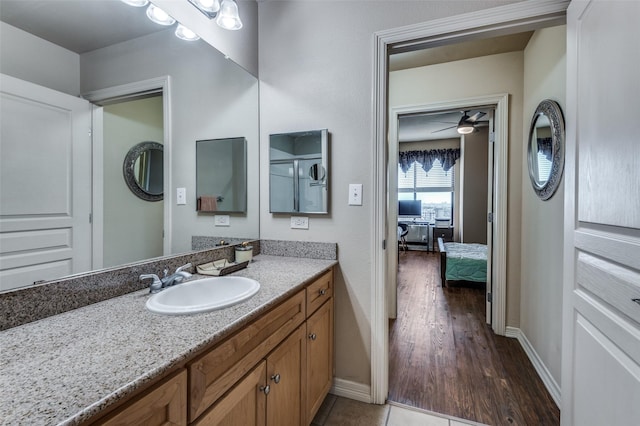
[399,148,461,174]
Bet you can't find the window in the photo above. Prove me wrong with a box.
[398,159,454,223]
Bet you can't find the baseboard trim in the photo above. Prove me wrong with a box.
[505,326,561,408]
[330,378,372,404]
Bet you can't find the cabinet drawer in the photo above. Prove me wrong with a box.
[189,290,305,422]
[306,270,333,316]
[97,369,187,426]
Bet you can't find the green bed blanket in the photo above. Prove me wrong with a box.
[444,242,487,282]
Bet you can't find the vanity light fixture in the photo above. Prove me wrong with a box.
[145,3,176,26]
[175,24,200,41]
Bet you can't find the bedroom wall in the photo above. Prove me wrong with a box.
[258,0,521,391]
[461,127,489,244]
[520,25,566,390]
[390,51,525,328]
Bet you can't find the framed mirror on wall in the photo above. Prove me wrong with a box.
[196,137,247,213]
[269,129,329,214]
[527,99,565,200]
[123,141,164,202]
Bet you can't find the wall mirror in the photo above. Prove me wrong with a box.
[527,99,565,200]
[123,141,164,202]
[269,129,329,214]
[0,1,259,292]
[196,137,247,213]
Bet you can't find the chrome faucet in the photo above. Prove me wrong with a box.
[140,263,192,293]
[161,263,193,288]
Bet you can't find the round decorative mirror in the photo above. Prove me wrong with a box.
[123,141,164,201]
[527,100,565,200]
[308,163,326,181]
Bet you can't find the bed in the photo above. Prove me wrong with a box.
[438,237,487,287]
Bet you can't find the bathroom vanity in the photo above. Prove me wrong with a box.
[0,255,336,426]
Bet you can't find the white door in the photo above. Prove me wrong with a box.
[0,74,92,291]
[562,2,640,425]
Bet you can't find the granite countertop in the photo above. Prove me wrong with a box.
[0,255,336,426]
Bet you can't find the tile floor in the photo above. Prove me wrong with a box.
[311,395,488,426]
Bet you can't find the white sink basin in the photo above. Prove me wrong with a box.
[146,276,260,315]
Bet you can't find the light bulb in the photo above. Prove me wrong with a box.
[146,4,176,26]
[175,24,200,41]
[194,0,220,13]
[216,0,243,30]
[120,0,149,7]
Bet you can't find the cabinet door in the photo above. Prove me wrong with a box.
[266,325,306,426]
[98,370,187,426]
[306,299,333,423]
[194,361,267,426]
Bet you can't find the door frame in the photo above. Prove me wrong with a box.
[370,0,569,404]
[83,76,172,267]
[387,97,505,324]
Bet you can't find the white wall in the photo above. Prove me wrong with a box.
[258,0,522,389]
[103,97,164,267]
[520,25,566,388]
[391,51,525,328]
[0,22,80,95]
[81,28,260,254]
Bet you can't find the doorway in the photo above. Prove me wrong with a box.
[370,2,567,404]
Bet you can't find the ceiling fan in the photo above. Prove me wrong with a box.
[432,110,487,135]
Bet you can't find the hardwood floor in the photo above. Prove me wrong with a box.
[388,251,560,426]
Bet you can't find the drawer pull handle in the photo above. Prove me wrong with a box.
[308,333,317,341]
[632,298,640,306]
[259,385,270,395]
[271,374,281,384]
[319,288,327,296]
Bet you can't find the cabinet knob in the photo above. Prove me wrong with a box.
[270,373,281,384]
[308,333,317,341]
[259,385,270,395]
[319,288,327,296]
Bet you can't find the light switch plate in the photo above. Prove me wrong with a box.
[214,215,230,226]
[176,187,186,205]
[291,216,309,229]
[348,184,363,205]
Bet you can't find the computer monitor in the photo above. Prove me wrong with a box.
[398,200,422,218]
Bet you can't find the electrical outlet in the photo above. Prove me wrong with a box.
[176,188,186,205]
[214,215,230,226]
[348,183,363,205]
[290,216,309,229]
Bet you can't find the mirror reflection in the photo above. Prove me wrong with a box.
[529,114,553,187]
[196,137,247,213]
[269,129,329,214]
[0,1,259,292]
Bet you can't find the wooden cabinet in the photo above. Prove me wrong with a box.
[193,362,267,426]
[97,369,187,426]
[92,267,333,426]
[306,297,333,423]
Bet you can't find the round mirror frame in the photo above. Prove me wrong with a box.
[123,141,164,202]
[527,99,565,201]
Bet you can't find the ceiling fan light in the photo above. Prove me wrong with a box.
[175,24,200,41]
[216,0,243,30]
[457,123,475,134]
[120,0,149,7]
[146,4,176,26]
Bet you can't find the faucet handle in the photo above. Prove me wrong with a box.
[140,274,163,293]
[176,263,192,273]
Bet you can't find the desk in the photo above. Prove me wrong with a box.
[432,226,454,251]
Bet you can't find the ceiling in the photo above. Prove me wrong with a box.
[0,0,166,54]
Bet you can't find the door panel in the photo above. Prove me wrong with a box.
[0,74,91,291]
[563,1,640,425]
